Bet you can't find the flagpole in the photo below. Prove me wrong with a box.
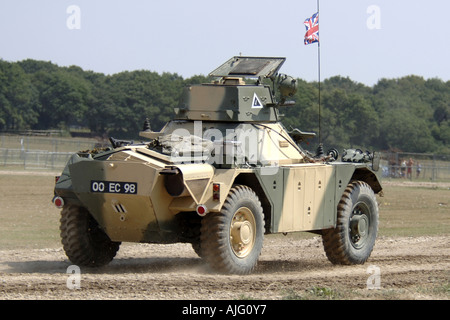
[317,0,322,146]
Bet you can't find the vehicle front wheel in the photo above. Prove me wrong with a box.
[200,185,265,274]
[322,181,379,265]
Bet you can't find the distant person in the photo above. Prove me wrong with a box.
[407,158,414,179]
[401,160,407,178]
[416,162,422,178]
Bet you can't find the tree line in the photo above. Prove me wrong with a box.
[0,59,449,154]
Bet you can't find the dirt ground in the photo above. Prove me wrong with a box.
[0,172,448,300]
[0,234,448,300]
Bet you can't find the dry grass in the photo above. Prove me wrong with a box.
[379,184,450,237]
[0,173,61,249]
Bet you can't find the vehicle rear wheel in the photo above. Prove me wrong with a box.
[60,205,120,267]
[200,185,264,274]
[322,181,378,265]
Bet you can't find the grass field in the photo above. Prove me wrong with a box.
[0,172,448,250]
[0,173,60,249]
[378,183,450,237]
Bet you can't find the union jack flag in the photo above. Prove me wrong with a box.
[304,12,319,45]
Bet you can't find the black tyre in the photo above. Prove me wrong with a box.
[322,181,379,265]
[60,205,120,267]
[200,185,265,274]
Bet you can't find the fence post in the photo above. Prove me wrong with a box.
[51,152,55,169]
[3,149,8,166]
[432,154,436,181]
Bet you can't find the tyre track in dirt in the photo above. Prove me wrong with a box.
[0,235,448,300]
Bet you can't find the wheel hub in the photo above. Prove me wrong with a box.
[230,207,256,258]
[349,203,370,249]
[351,214,368,237]
[239,221,253,245]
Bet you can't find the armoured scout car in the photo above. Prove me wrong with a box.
[53,57,382,274]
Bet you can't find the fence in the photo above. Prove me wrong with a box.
[0,148,74,169]
[0,134,99,153]
[0,134,100,170]
[380,152,450,181]
[1,135,450,179]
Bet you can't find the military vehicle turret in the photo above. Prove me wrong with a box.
[53,56,382,274]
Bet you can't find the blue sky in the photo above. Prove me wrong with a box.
[1,0,449,85]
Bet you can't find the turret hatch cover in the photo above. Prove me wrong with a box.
[209,56,286,79]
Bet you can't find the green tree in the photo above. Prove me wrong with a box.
[0,60,39,130]
[30,69,92,130]
[380,109,436,153]
[1,59,448,154]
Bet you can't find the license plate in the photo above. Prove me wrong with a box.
[90,180,137,194]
